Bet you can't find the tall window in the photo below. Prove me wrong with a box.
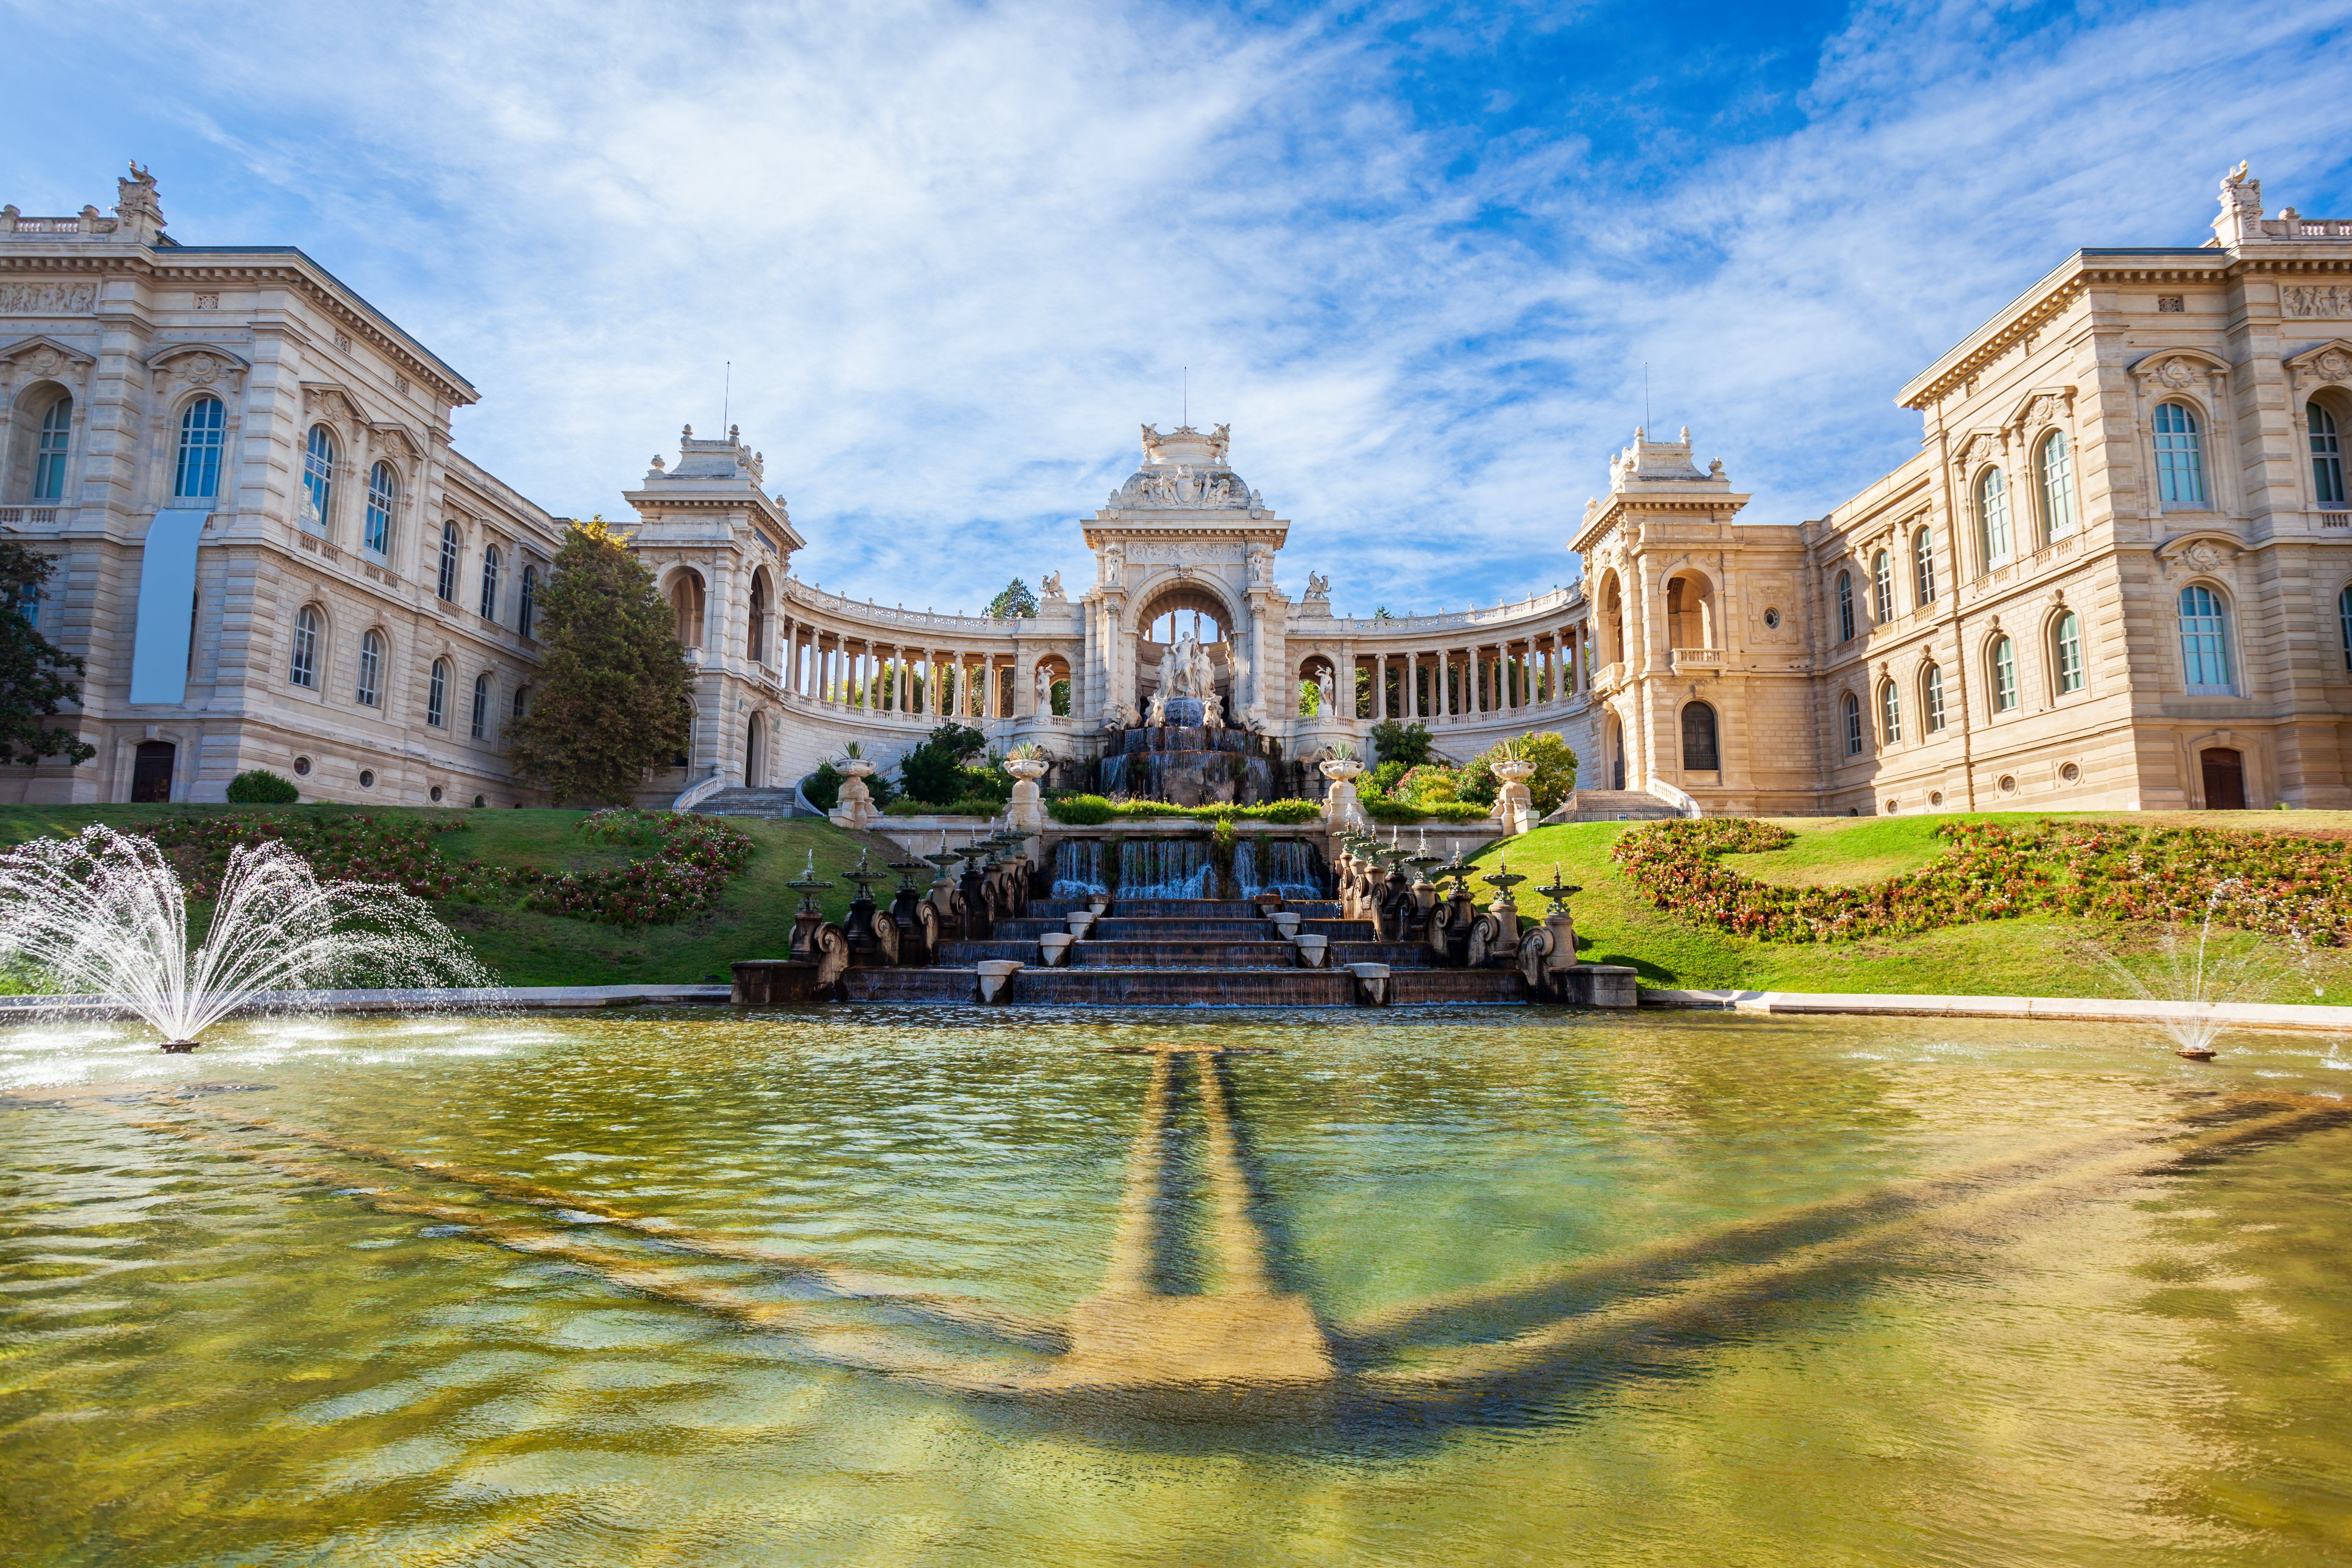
[364,462,395,554]
[427,659,448,727]
[289,606,320,688]
[512,685,530,720]
[1922,663,1946,732]
[2340,584,2352,674]
[1836,570,1855,642]
[302,425,336,531]
[479,546,501,620]
[356,629,384,706]
[1843,691,1863,756]
[2037,431,2075,540]
[31,395,71,501]
[436,521,461,602]
[2153,403,2206,507]
[1977,467,2011,565]
[1880,679,1901,744]
[471,673,490,739]
[2313,402,2346,506]
[1872,549,1893,622]
[13,579,38,629]
[1991,635,2018,712]
[518,565,538,639]
[1914,526,1937,605]
[1680,702,1719,771]
[174,397,224,499]
[2178,585,2232,692]
[2053,610,2085,694]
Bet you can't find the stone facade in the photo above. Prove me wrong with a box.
[7,165,2348,814]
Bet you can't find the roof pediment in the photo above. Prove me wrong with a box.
[0,334,97,373]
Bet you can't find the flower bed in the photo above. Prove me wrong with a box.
[138,809,755,928]
[1611,818,2352,945]
[1046,795,1324,825]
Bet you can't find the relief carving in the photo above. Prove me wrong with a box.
[2284,285,2352,320]
[0,282,99,315]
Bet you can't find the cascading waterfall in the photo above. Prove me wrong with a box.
[1234,840,1323,900]
[1117,838,1217,899]
[1052,840,1109,899]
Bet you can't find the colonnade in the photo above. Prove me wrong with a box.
[771,613,1023,718]
[1323,626,1596,724]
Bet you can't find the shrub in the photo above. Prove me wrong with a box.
[1364,797,1490,824]
[1370,720,1434,769]
[802,765,841,811]
[1256,799,1323,824]
[1366,760,1410,798]
[898,723,988,805]
[225,768,299,804]
[1049,794,1118,825]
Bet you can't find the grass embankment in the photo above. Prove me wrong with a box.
[0,805,901,988]
[1471,812,2352,1006]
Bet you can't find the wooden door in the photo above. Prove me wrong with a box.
[129,741,175,804]
[2200,748,2246,810]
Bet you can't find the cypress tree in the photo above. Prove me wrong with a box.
[505,517,693,804]
[0,540,94,768]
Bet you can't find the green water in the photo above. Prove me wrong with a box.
[3,1007,2350,1565]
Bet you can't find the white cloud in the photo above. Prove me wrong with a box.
[13,0,2352,617]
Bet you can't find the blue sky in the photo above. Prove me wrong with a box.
[8,0,2350,616]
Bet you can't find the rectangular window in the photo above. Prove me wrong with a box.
[2179,589,2233,692]
[1993,640,2018,712]
[2055,613,2085,694]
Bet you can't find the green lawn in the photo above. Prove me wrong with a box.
[1472,812,2352,1006]
[0,805,905,988]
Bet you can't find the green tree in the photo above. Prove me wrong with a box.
[1369,720,1432,769]
[0,541,93,768]
[985,578,1039,619]
[1462,730,1578,814]
[897,722,988,805]
[505,517,694,804]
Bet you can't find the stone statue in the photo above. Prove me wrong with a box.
[1317,667,1336,712]
[1305,571,1330,602]
[1146,691,1167,726]
[1040,571,1063,600]
[1099,543,1124,586]
[1189,636,1215,701]
[1247,544,1274,585]
[1036,664,1055,711]
[1157,641,1180,702]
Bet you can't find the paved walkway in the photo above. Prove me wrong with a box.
[1642,988,2352,1032]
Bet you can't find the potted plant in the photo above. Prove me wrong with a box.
[1002,741,1051,784]
[1319,741,1364,785]
[834,742,875,780]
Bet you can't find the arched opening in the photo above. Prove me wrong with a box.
[1598,573,1624,665]
[1134,582,1234,720]
[130,740,175,803]
[1604,711,1626,790]
[746,569,770,665]
[1665,573,1713,650]
[1033,654,1072,717]
[1680,701,1719,773]
[2200,746,2246,810]
[745,712,765,788]
[669,570,707,650]
[1297,655,1339,718]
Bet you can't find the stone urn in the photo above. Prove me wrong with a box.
[830,757,879,830]
[1037,933,1075,967]
[1491,757,1538,836]
[1292,934,1329,968]
[1269,911,1302,938]
[975,959,1023,1003]
[1005,755,1050,831]
[1319,756,1367,829]
[1066,911,1098,938]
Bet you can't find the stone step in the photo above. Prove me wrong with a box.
[1385,970,1529,1004]
[1091,918,1273,941]
[1110,899,1266,918]
[938,941,1038,964]
[991,919,1068,940]
[841,968,978,1002]
[1330,942,1438,968]
[1546,790,1684,823]
[1072,942,1303,970]
[1301,919,1380,941]
[1011,969,1358,1006]
[694,787,806,818]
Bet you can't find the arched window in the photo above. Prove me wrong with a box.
[746,575,768,664]
[2153,403,2206,507]
[364,462,396,554]
[2313,402,2346,506]
[470,673,490,740]
[356,629,384,706]
[426,659,448,727]
[32,395,71,501]
[1989,635,2018,712]
[2340,584,2352,674]
[1836,570,1855,642]
[2178,584,2232,692]
[1877,679,1900,744]
[2037,431,2075,541]
[1842,691,1863,756]
[1872,550,1893,622]
[478,545,501,620]
[174,397,224,500]
[518,565,538,639]
[1922,663,1946,732]
[301,425,336,531]
[512,685,530,720]
[1914,526,1937,605]
[2053,609,2085,694]
[289,605,320,688]
[1680,701,1719,771]
[1977,467,2011,565]
[436,521,461,602]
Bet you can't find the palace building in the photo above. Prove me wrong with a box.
[3,165,2349,814]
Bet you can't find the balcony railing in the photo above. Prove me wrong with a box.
[2321,512,2349,530]
[1589,661,1626,695]
[1671,647,1727,672]
[0,507,60,527]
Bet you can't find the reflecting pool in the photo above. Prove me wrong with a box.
[4,1007,2350,1565]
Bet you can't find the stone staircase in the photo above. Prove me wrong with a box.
[1544,789,1687,823]
[693,786,805,818]
[836,895,1528,1006]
